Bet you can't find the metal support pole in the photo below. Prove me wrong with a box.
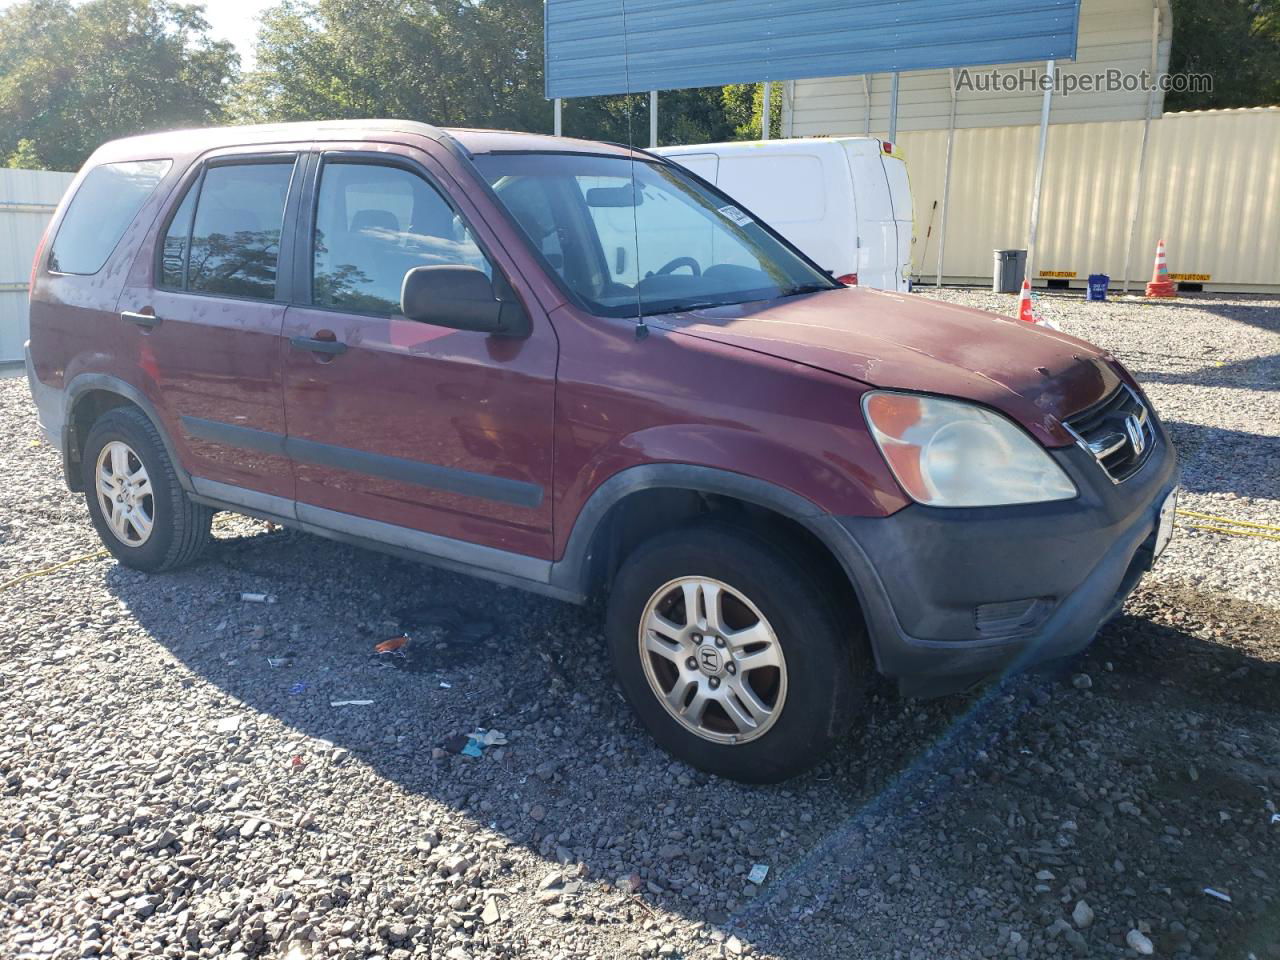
[1122,2,1161,293]
[761,81,772,140]
[783,80,796,138]
[888,73,900,143]
[936,68,959,288]
[1025,59,1055,285]
[553,98,562,137]
[649,90,658,148]
[863,75,872,136]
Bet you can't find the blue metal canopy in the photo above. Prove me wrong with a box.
[545,0,1082,98]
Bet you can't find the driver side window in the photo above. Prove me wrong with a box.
[312,161,492,316]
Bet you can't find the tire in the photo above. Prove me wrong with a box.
[82,406,212,573]
[605,521,868,783]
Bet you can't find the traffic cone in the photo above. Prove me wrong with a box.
[1017,279,1035,323]
[1145,239,1178,298]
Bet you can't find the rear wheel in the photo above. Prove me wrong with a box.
[82,407,212,572]
[606,522,867,782]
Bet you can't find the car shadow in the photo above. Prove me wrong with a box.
[101,525,1280,957]
[1160,419,1280,500]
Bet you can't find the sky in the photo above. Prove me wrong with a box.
[0,0,276,70]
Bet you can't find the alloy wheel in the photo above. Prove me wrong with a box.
[95,440,155,546]
[637,576,787,744]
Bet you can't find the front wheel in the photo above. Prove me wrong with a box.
[606,522,867,782]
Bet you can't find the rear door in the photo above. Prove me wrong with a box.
[117,147,306,505]
[280,145,557,561]
[845,141,902,291]
[882,154,914,291]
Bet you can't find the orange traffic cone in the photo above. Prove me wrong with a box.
[1017,279,1035,323]
[1145,239,1177,298]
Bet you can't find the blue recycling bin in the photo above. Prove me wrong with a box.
[1087,274,1110,301]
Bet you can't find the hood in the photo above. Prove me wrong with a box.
[651,286,1121,447]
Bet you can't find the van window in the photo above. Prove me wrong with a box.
[184,161,295,300]
[48,159,171,275]
[312,161,491,316]
[717,155,825,225]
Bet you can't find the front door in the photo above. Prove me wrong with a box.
[117,150,304,504]
[281,148,557,562]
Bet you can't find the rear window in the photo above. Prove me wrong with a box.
[48,159,171,275]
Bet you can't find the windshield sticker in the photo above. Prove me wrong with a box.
[718,205,752,227]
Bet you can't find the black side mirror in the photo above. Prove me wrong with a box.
[399,265,530,338]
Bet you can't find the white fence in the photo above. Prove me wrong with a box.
[0,169,75,363]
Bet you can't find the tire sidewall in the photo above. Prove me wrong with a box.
[82,412,180,571]
[606,527,859,782]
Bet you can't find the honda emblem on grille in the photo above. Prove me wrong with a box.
[1125,413,1146,456]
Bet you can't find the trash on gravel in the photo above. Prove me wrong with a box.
[461,739,484,758]
[1126,929,1154,955]
[289,682,308,695]
[439,680,452,689]
[476,729,507,746]
[747,863,769,885]
[240,592,275,603]
[329,699,374,707]
[214,716,241,733]
[1203,887,1233,903]
[1270,812,1279,825]
[290,755,305,769]
[375,635,409,656]
[267,657,288,668]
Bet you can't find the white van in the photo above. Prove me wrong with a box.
[654,137,914,292]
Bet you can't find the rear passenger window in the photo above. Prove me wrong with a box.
[49,159,171,275]
[161,160,295,300]
[312,161,491,316]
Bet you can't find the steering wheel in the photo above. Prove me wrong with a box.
[655,257,702,277]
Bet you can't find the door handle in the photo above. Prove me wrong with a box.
[121,310,162,328]
[290,335,347,356]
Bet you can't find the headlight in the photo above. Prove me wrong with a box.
[862,391,1077,507]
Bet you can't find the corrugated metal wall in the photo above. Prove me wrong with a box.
[788,0,1172,133]
[0,169,74,363]
[897,108,1280,291]
[545,0,1082,98]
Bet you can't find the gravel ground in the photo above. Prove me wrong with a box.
[2,293,1279,960]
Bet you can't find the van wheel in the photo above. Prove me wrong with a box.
[605,522,866,783]
[82,407,212,572]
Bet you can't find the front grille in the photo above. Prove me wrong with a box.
[1063,385,1155,483]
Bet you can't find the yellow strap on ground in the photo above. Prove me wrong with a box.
[1177,522,1280,543]
[0,549,110,591]
[1176,508,1280,534]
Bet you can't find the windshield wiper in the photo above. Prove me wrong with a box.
[779,283,836,298]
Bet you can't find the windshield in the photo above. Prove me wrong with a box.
[473,153,837,318]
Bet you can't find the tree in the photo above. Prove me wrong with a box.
[236,0,549,131]
[1167,0,1280,110]
[0,0,238,171]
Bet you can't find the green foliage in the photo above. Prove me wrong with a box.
[4,138,42,169]
[1167,0,1280,110]
[0,0,237,171]
[722,82,783,140]
[235,0,550,131]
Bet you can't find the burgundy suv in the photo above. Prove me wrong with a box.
[26,121,1178,782]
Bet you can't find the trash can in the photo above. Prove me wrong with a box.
[1087,274,1111,301]
[993,249,1027,293]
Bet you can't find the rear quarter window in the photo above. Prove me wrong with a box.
[48,159,172,275]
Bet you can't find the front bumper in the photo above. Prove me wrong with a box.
[833,424,1178,695]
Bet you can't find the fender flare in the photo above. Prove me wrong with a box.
[62,374,193,493]
[548,462,856,598]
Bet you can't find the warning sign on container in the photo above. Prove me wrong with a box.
[1039,271,1077,278]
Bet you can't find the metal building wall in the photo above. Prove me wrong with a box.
[0,169,74,363]
[788,0,1172,135]
[898,108,1280,291]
